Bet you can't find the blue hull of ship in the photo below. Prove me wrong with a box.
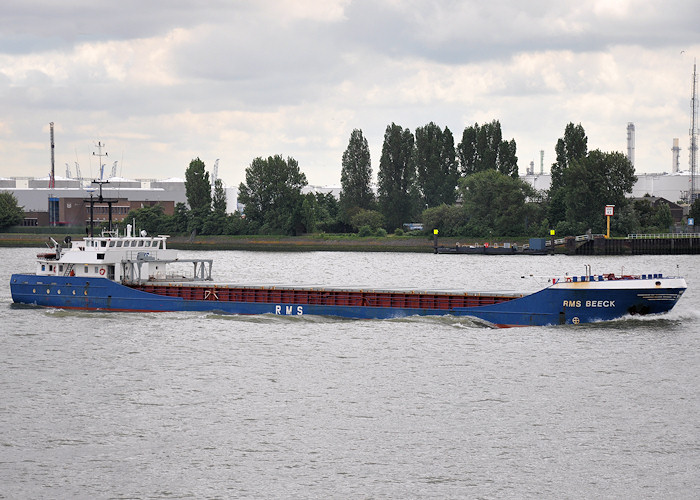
[10,274,685,327]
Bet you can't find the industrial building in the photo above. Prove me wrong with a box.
[2,177,187,227]
[522,171,695,203]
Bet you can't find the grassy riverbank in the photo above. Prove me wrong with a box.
[0,231,442,252]
[0,230,534,253]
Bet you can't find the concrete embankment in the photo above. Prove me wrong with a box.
[568,235,700,255]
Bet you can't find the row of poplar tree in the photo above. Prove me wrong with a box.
[121,120,687,238]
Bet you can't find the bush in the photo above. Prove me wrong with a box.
[357,225,373,237]
[375,228,387,237]
[421,204,466,237]
[350,209,385,231]
[393,228,404,236]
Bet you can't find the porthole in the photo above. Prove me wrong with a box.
[46,289,50,294]
[32,288,36,293]
[57,290,61,295]
[72,290,76,295]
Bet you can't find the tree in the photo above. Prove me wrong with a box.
[172,202,190,233]
[652,203,673,232]
[185,157,211,212]
[184,157,211,234]
[238,155,308,234]
[414,122,458,207]
[340,129,374,217]
[0,192,24,230]
[457,120,518,177]
[125,204,174,235]
[212,178,227,215]
[633,197,674,233]
[548,123,588,225]
[310,192,342,233]
[349,209,385,232]
[459,170,540,236]
[421,204,466,237]
[551,123,588,189]
[497,138,518,177]
[561,150,636,234]
[377,123,418,230]
[689,198,700,223]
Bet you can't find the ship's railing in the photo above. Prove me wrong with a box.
[125,250,160,261]
[121,256,213,284]
[628,233,700,239]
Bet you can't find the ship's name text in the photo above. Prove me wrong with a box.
[563,300,615,308]
[275,305,304,315]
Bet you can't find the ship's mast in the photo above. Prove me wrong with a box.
[87,141,116,235]
[93,141,108,180]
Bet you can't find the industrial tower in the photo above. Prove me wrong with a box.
[690,61,698,202]
[626,122,635,168]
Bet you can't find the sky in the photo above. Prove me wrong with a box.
[1,0,699,190]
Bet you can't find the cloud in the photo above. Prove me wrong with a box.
[0,0,698,189]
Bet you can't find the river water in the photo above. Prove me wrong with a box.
[1,247,699,498]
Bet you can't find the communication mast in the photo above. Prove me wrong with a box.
[690,61,698,202]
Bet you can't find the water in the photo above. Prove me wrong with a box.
[1,248,699,498]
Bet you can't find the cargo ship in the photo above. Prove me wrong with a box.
[9,227,687,327]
